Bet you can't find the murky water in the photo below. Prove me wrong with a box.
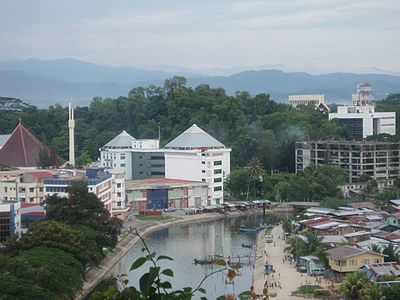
[113,214,282,299]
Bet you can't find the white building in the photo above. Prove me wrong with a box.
[289,94,325,107]
[164,124,231,205]
[44,168,125,216]
[99,131,163,180]
[329,105,396,139]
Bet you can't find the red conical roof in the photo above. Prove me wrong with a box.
[0,123,62,168]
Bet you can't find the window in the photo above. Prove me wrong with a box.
[117,183,121,188]
[201,153,206,156]
[117,201,121,207]
[151,172,165,175]
[202,161,206,165]
[29,197,34,202]
[151,164,164,168]
[151,156,164,160]
[39,187,43,192]
[120,163,125,167]
[214,178,222,183]
[117,192,121,197]
[202,178,206,182]
[214,186,222,191]
[120,154,125,160]
[214,160,222,166]
[29,188,34,193]
[3,187,7,192]
[214,169,222,174]
[202,170,206,173]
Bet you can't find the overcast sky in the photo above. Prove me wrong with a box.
[1,0,399,74]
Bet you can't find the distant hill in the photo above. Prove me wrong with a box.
[186,70,400,103]
[0,59,400,107]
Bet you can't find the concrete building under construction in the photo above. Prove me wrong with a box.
[295,140,400,184]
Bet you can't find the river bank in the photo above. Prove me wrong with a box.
[77,209,269,299]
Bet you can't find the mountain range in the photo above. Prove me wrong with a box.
[1,59,400,107]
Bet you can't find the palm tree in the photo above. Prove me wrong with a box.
[382,243,400,263]
[341,272,369,300]
[369,244,382,254]
[284,236,307,260]
[246,157,265,199]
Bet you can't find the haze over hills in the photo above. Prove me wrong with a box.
[1,59,400,107]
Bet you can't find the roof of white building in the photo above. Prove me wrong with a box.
[104,130,136,148]
[0,134,10,148]
[164,124,225,149]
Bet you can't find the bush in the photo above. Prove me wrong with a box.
[314,288,330,297]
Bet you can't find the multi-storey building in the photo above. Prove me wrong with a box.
[164,124,231,205]
[44,168,125,216]
[0,201,21,242]
[99,131,164,180]
[0,170,52,204]
[295,140,400,184]
[289,94,323,107]
[329,105,396,139]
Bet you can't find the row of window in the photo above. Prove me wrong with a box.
[3,187,44,193]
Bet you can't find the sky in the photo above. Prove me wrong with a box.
[1,0,400,74]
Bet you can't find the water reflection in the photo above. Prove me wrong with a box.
[113,214,281,298]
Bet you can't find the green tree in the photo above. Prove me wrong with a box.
[19,246,84,298]
[382,244,400,263]
[225,168,251,200]
[246,157,265,199]
[45,181,122,250]
[6,220,103,266]
[341,272,370,300]
[0,273,56,300]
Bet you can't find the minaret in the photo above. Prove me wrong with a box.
[68,102,75,167]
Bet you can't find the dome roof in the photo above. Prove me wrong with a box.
[164,124,225,149]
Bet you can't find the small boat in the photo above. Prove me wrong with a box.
[239,227,259,233]
[241,243,253,248]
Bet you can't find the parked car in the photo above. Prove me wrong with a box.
[296,266,307,273]
[266,235,273,243]
[309,268,325,276]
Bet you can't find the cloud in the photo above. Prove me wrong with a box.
[0,0,399,73]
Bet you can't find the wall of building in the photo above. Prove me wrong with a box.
[164,148,230,205]
[296,141,400,184]
[131,152,165,180]
[0,202,21,242]
[329,106,396,139]
[329,253,384,273]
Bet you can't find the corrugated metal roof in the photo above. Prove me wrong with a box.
[164,124,225,149]
[326,246,375,260]
[104,130,136,148]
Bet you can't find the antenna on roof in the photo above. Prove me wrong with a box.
[158,123,161,142]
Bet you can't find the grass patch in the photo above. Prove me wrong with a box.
[264,225,274,234]
[135,215,173,222]
[292,285,322,296]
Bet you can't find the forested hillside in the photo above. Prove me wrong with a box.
[4,76,391,171]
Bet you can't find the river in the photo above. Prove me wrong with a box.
[113,213,284,298]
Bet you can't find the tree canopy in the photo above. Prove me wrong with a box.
[45,181,122,250]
